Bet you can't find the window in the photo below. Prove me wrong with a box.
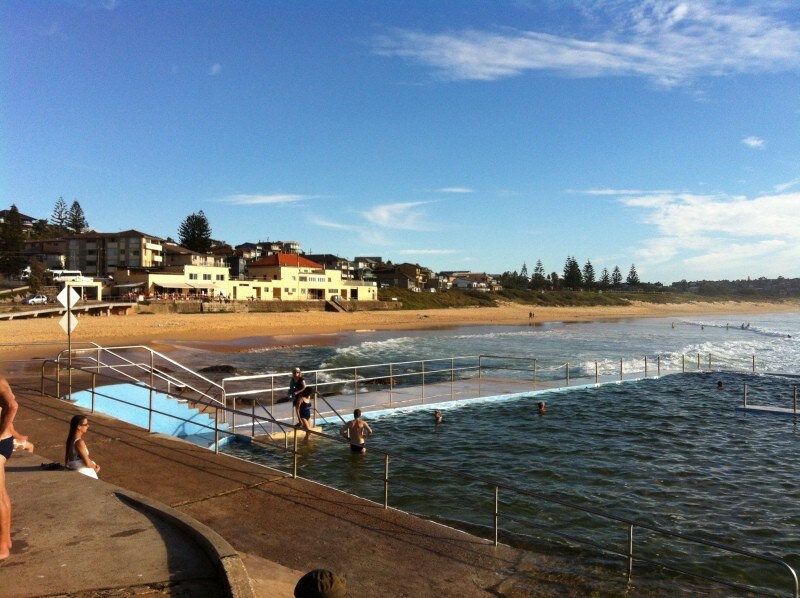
[299,276,307,282]
[203,274,211,281]
[189,273,198,280]
[216,274,225,281]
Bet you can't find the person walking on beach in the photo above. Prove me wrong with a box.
[65,415,101,479]
[340,409,372,454]
[1,376,30,560]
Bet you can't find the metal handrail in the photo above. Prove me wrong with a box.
[227,404,799,596]
[30,344,798,594]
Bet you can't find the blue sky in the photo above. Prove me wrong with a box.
[3,1,800,284]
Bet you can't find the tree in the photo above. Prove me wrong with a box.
[582,260,595,290]
[562,256,582,290]
[50,196,69,230]
[178,210,213,253]
[627,264,640,287]
[531,259,548,290]
[519,261,529,280]
[599,267,611,289]
[0,204,27,277]
[67,200,89,233]
[30,219,51,239]
[611,266,623,287]
[549,272,560,290]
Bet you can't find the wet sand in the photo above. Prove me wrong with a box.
[1,299,797,362]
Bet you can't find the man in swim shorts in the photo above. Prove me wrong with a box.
[340,409,372,454]
[1,376,28,560]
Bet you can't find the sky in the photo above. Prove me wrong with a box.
[3,0,800,284]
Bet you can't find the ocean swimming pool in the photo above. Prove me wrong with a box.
[224,370,800,594]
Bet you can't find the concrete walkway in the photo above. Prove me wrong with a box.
[3,374,607,597]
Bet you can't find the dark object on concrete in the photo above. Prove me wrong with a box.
[294,569,348,598]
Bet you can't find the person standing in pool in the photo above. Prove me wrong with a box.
[288,367,307,403]
[340,409,372,454]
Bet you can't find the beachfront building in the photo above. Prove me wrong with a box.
[61,230,164,277]
[23,238,68,270]
[246,253,376,301]
[112,252,377,302]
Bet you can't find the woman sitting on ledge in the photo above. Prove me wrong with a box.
[65,415,101,479]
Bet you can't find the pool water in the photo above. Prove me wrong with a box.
[224,371,800,594]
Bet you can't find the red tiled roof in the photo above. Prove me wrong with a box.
[249,254,323,269]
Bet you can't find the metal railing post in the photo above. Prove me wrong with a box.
[354,366,359,408]
[743,383,748,408]
[657,355,661,377]
[214,408,220,454]
[595,361,598,384]
[479,355,484,380]
[644,356,648,378]
[533,358,537,386]
[620,358,623,382]
[148,386,154,433]
[752,354,756,373]
[292,430,298,478]
[566,362,570,386]
[421,360,426,404]
[91,373,96,412]
[494,485,499,547]
[389,363,394,407]
[384,454,390,509]
[682,354,686,373]
[794,385,798,416]
[450,358,455,400]
[627,524,634,580]
[697,353,700,371]
[708,353,712,370]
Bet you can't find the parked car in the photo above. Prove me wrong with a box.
[23,294,49,305]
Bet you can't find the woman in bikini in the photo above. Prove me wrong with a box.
[65,415,100,479]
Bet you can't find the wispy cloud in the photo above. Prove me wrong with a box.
[580,187,670,196]
[742,136,766,149]
[614,189,800,277]
[397,249,457,255]
[374,2,800,86]
[774,178,800,193]
[436,187,474,193]
[209,63,222,76]
[219,193,321,205]
[360,201,435,231]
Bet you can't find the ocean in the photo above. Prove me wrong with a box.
[185,311,800,593]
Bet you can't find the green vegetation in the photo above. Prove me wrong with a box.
[378,286,789,311]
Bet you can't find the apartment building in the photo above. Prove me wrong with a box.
[63,230,164,276]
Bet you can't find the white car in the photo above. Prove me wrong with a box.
[23,294,49,305]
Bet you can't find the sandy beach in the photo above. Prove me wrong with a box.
[1,299,798,362]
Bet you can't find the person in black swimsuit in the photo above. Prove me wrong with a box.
[1,376,30,561]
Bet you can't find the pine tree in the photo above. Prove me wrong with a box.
[178,210,213,253]
[582,260,595,290]
[0,204,27,277]
[627,264,641,287]
[519,261,529,280]
[531,259,548,290]
[51,196,69,231]
[611,266,623,287]
[67,200,89,233]
[562,256,582,290]
[599,267,611,289]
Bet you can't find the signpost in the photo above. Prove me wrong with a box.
[57,285,80,396]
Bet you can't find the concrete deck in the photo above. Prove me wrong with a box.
[2,374,612,597]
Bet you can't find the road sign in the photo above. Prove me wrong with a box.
[59,312,78,334]
[57,286,80,310]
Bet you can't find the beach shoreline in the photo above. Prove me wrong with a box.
[1,299,797,362]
